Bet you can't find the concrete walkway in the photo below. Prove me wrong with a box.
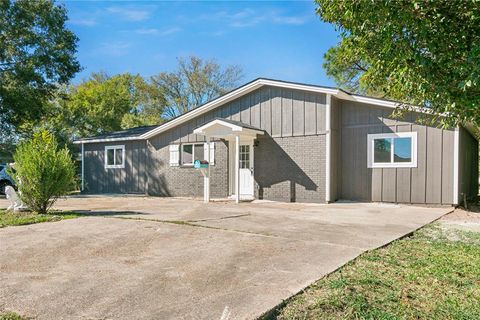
[0,196,452,319]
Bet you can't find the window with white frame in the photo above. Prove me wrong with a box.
[181,143,205,166]
[105,145,125,168]
[367,132,417,168]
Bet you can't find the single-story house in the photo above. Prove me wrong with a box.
[74,78,478,205]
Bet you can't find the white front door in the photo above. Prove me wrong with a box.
[239,144,254,197]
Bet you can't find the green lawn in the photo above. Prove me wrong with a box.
[0,209,84,228]
[271,223,480,320]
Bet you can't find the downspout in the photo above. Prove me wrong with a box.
[453,127,460,205]
[81,142,85,192]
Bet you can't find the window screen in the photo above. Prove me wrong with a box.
[182,144,193,165]
[373,138,392,163]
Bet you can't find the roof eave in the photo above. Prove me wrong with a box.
[73,136,143,144]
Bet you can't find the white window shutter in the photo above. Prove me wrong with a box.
[169,144,179,166]
[209,142,215,165]
[203,143,208,161]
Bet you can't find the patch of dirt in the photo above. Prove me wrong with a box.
[438,208,480,234]
[440,208,480,223]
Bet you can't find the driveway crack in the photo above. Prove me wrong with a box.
[107,216,368,250]
[186,213,251,223]
[110,216,281,239]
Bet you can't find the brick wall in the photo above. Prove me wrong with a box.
[146,139,229,198]
[254,135,326,203]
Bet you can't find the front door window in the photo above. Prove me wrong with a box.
[240,145,250,169]
[239,144,253,197]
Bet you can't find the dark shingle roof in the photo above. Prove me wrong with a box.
[211,118,264,132]
[78,125,159,142]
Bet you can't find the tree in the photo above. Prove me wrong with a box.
[151,56,243,118]
[120,75,167,129]
[317,0,480,126]
[10,130,76,214]
[47,72,165,142]
[0,0,80,134]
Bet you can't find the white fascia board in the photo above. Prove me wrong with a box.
[194,119,264,137]
[350,94,437,115]
[259,79,339,96]
[73,136,142,144]
[194,119,243,134]
[351,95,398,108]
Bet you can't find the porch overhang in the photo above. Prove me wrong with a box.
[193,118,264,139]
[194,118,263,204]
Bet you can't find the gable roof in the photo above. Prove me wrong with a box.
[76,125,158,143]
[193,118,265,138]
[72,78,434,144]
[207,118,265,132]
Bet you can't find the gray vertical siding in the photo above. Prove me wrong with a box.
[84,140,148,194]
[163,86,327,143]
[458,126,479,203]
[337,101,457,205]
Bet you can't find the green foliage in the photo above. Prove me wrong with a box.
[276,223,480,319]
[10,130,76,214]
[0,0,80,135]
[317,0,480,127]
[323,38,372,95]
[151,56,243,118]
[38,72,165,145]
[64,72,143,137]
[0,209,83,228]
[0,312,24,320]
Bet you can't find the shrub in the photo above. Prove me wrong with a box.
[10,130,76,214]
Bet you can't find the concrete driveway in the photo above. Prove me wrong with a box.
[0,196,452,319]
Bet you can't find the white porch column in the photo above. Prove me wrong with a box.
[81,143,85,192]
[204,137,210,203]
[325,94,331,203]
[235,135,240,204]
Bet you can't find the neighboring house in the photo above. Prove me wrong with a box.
[74,78,478,205]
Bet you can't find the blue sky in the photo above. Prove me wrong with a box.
[62,1,340,86]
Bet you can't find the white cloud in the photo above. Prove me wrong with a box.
[97,41,132,57]
[135,27,181,36]
[69,18,97,27]
[273,15,309,25]
[204,8,311,28]
[135,28,160,35]
[107,6,152,21]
